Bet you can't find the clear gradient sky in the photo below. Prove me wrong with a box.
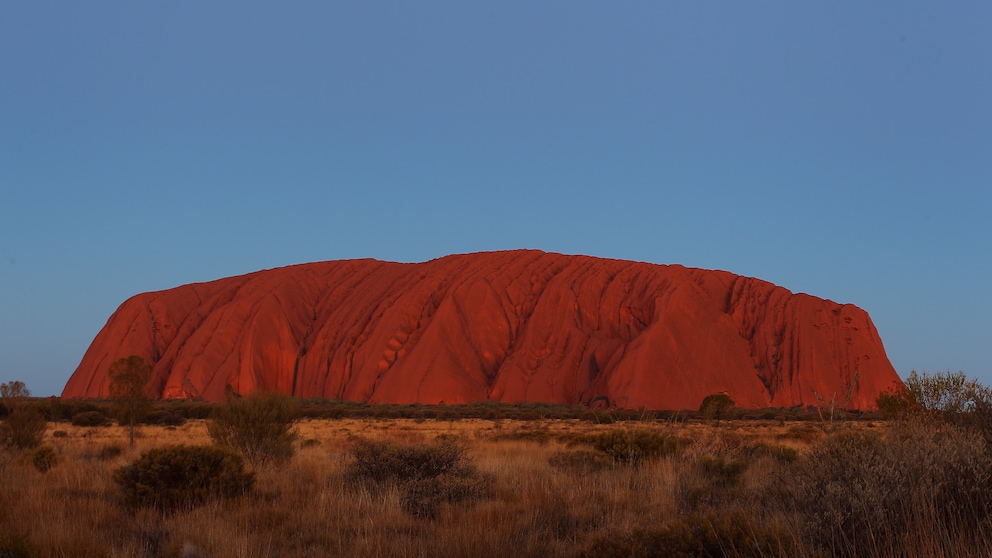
[1,3,990,397]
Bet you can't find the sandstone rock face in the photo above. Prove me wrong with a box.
[62,250,900,409]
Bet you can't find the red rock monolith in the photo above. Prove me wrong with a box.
[62,250,900,409]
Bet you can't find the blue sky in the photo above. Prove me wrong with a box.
[1,2,989,397]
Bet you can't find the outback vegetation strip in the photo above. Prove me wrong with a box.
[3,371,992,557]
[8,396,877,425]
[0,417,990,555]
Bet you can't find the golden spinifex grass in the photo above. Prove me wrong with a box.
[3,417,992,557]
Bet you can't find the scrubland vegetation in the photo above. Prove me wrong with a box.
[2,371,992,557]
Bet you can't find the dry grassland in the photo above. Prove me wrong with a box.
[2,417,990,558]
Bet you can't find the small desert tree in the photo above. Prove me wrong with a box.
[1,380,30,400]
[904,370,990,417]
[0,380,46,450]
[875,382,918,420]
[107,355,154,448]
[700,393,735,421]
[114,445,255,510]
[207,391,300,467]
[1,380,30,417]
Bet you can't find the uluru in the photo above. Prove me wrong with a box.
[62,250,900,410]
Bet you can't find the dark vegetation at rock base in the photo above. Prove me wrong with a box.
[22,394,886,427]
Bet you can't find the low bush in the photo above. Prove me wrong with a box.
[875,383,918,420]
[749,442,799,463]
[1,407,47,449]
[97,444,124,461]
[487,428,554,445]
[401,471,493,519]
[582,509,796,558]
[207,392,300,467]
[515,410,542,421]
[788,421,992,557]
[113,445,255,510]
[346,438,469,485]
[346,438,491,518]
[777,424,823,443]
[593,428,686,465]
[0,533,36,558]
[548,448,611,475]
[144,409,186,427]
[163,402,213,420]
[71,410,110,427]
[23,444,60,473]
[696,456,748,486]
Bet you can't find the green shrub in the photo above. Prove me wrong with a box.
[582,509,796,558]
[875,383,917,420]
[47,398,103,422]
[71,410,110,427]
[347,438,468,484]
[161,412,186,426]
[207,392,300,467]
[144,409,187,426]
[488,428,555,445]
[905,370,990,416]
[401,470,493,519]
[750,442,799,463]
[1,407,47,449]
[0,532,36,558]
[778,424,823,443]
[548,449,611,475]
[516,410,542,421]
[346,438,491,518]
[113,445,255,510]
[437,409,462,422]
[97,444,124,461]
[696,456,748,486]
[593,429,685,465]
[173,402,214,420]
[788,421,992,557]
[24,444,60,473]
[699,393,736,421]
[590,411,616,424]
